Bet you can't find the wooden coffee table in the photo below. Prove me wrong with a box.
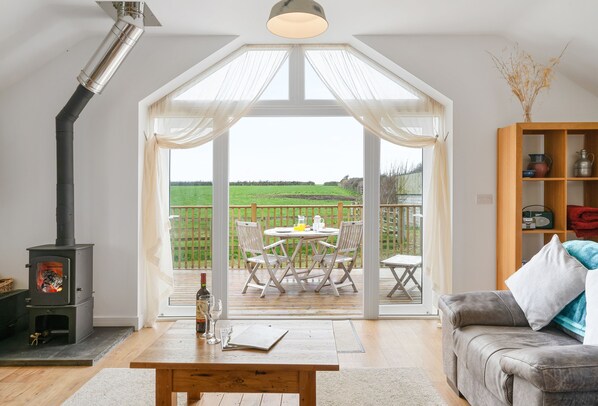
[130,320,339,405]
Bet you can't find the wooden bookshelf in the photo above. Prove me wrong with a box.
[496,122,598,289]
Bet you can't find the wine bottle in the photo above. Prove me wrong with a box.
[196,272,210,334]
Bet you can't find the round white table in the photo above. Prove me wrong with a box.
[264,227,340,284]
[264,227,339,239]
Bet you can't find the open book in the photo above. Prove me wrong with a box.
[221,324,288,351]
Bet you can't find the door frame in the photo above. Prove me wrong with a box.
[159,46,439,319]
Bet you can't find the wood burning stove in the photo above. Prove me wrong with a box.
[27,245,94,344]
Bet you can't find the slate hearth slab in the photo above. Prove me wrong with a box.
[0,326,133,366]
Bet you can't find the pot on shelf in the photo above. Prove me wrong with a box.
[527,153,552,178]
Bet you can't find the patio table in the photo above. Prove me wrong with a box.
[264,227,339,283]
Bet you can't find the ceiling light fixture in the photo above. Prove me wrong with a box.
[267,0,328,39]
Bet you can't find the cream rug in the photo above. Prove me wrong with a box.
[63,367,446,405]
[332,320,365,353]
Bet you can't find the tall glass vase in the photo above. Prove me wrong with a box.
[522,103,532,122]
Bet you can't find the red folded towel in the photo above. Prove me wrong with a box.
[570,226,598,238]
[568,205,598,222]
[570,220,598,230]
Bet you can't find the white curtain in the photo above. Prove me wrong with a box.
[305,45,452,295]
[142,45,290,326]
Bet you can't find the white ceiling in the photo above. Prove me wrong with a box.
[2,0,598,94]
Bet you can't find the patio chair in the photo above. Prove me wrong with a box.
[236,220,292,298]
[311,220,363,296]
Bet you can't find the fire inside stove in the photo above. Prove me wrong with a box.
[36,262,64,293]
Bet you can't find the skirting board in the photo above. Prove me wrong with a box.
[94,316,140,331]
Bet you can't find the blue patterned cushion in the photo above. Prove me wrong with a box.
[553,240,598,339]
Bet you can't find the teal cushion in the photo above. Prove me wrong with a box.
[553,240,598,339]
[563,240,598,269]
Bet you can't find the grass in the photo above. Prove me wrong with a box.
[170,185,360,206]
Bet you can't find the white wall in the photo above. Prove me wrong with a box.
[0,34,235,327]
[359,35,598,293]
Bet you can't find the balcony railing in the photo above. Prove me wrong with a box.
[169,202,422,270]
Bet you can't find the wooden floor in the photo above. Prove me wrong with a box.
[171,268,422,317]
[0,320,468,406]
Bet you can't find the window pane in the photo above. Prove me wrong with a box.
[175,50,288,101]
[305,50,419,100]
[304,58,335,100]
[175,68,227,101]
[259,58,289,100]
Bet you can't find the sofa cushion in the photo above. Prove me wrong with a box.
[553,293,586,341]
[563,239,598,270]
[585,270,598,345]
[501,344,598,392]
[453,325,578,404]
[506,234,588,330]
[439,290,528,329]
[553,240,598,340]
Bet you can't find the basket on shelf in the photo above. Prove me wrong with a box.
[0,278,14,293]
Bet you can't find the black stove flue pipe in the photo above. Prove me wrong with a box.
[53,2,145,246]
[55,85,94,247]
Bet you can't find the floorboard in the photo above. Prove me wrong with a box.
[0,320,467,406]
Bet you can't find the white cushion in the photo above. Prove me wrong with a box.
[506,234,588,331]
[585,271,598,345]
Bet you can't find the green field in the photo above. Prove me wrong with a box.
[170,185,360,206]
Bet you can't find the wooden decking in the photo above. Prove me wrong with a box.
[170,268,422,317]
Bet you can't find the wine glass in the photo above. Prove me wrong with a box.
[205,297,223,345]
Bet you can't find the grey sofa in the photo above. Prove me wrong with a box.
[439,290,598,405]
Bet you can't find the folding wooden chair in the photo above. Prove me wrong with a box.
[312,221,363,296]
[236,220,294,298]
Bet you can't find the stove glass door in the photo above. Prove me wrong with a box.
[29,256,70,305]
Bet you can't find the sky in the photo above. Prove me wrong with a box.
[170,116,422,184]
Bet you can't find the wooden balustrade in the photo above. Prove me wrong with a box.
[169,203,422,270]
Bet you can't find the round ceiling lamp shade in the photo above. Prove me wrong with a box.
[267,0,328,39]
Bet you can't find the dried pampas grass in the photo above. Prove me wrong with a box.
[489,44,567,122]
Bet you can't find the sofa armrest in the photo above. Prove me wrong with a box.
[438,290,528,328]
[500,345,598,392]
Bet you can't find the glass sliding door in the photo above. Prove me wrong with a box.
[160,143,213,317]
[377,140,434,315]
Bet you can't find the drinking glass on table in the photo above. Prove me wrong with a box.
[203,297,223,345]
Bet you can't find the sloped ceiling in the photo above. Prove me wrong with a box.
[2,0,598,95]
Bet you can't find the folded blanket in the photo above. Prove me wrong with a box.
[570,227,598,238]
[568,205,598,222]
[570,219,598,237]
[570,220,598,230]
